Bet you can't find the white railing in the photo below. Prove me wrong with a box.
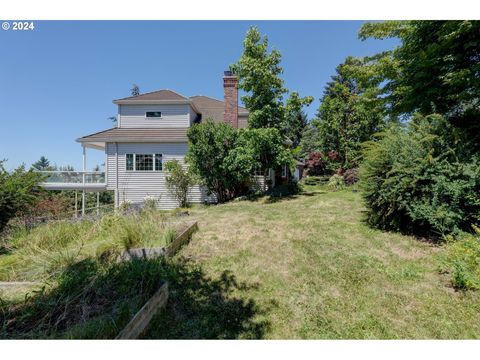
[38,171,105,184]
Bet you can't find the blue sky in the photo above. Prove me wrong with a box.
[0,21,398,170]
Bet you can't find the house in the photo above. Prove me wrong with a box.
[40,71,302,211]
[72,71,286,210]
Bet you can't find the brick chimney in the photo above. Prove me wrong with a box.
[223,70,238,128]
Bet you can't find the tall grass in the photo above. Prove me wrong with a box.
[0,210,180,282]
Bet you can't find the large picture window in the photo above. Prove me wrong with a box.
[126,153,163,171]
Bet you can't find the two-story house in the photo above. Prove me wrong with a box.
[75,71,269,209]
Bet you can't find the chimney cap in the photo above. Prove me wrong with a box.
[224,70,233,77]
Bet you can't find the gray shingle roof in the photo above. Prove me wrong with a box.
[77,127,189,143]
[113,89,189,103]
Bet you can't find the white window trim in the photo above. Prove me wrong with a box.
[281,164,287,178]
[125,153,163,172]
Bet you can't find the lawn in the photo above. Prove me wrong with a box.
[1,185,479,339]
[145,185,480,339]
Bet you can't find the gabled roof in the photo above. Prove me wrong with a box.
[190,95,248,123]
[77,127,189,144]
[113,89,190,104]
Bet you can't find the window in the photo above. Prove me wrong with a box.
[126,154,134,171]
[155,154,163,171]
[253,166,267,176]
[146,111,162,118]
[125,154,163,171]
[135,154,153,171]
[281,165,287,178]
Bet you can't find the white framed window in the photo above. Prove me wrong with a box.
[253,166,267,176]
[145,111,162,118]
[281,164,287,178]
[126,154,163,171]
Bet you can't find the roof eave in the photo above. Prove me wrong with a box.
[113,99,192,105]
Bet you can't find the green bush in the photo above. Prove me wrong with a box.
[327,174,345,191]
[360,114,480,237]
[164,160,195,208]
[0,161,44,232]
[440,228,480,291]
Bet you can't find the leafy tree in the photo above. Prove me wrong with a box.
[231,27,313,142]
[307,57,385,170]
[226,127,294,190]
[230,27,287,130]
[283,92,313,147]
[164,160,196,208]
[0,160,44,232]
[186,121,240,202]
[358,20,480,149]
[357,21,480,237]
[131,84,140,96]
[32,156,51,171]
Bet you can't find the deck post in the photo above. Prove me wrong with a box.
[82,145,86,216]
[96,192,100,216]
[74,190,78,218]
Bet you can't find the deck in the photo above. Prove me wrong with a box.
[38,171,107,192]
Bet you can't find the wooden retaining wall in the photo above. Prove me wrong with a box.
[115,220,198,339]
[115,282,169,339]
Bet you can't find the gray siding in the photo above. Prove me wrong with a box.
[106,142,213,209]
[118,104,190,128]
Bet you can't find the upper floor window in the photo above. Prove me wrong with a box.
[126,154,163,171]
[146,111,162,118]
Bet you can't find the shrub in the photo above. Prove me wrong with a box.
[0,161,44,232]
[440,228,480,291]
[164,160,195,208]
[327,174,345,191]
[143,196,159,211]
[360,115,480,236]
[187,121,240,203]
[305,152,327,176]
[343,168,359,185]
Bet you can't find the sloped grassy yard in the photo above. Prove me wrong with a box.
[145,185,480,339]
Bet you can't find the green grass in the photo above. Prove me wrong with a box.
[2,184,479,339]
[0,210,190,339]
[144,184,480,339]
[0,210,180,282]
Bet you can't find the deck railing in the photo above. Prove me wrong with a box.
[38,171,105,184]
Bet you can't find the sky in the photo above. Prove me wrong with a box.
[0,21,398,171]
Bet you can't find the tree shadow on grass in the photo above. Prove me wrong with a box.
[0,256,269,339]
[143,257,271,339]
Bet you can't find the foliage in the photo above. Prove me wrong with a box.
[187,121,241,202]
[343,168,359,185]
[188,121,294,201]
[226,127,294,184]
[231,26,313,143]
[299,123,322,159]
[283,92,313,146]
[31,156,51,171]
[327,174,345,191]
[230,26,287,130]
[360,115,480,236]
[304,152,327,176]
[440,228,480,291]
[0,161,44,232]
[143,196,159,211]
[358,20,480,149]
[164,160,196,208]
[305,57,386,169]
[131,84,140,96]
